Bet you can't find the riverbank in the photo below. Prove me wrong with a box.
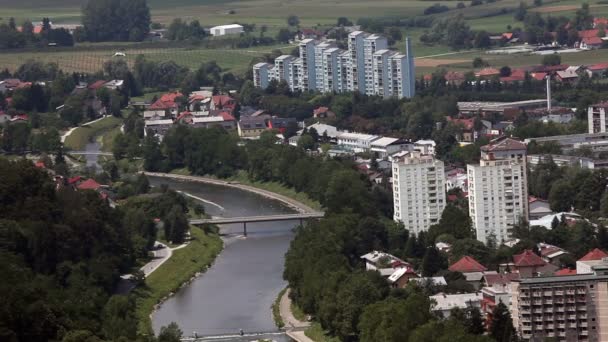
[142,172,321,214]
[135,226,223,335]
[64,116,123,150]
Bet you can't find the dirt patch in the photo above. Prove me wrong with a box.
[415,58,469,67]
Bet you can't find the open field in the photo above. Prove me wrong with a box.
[0,44,294,74]
[64,116,123,150]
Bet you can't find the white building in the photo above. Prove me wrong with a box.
[392,151,446,234]
[467,137,528,244]
[370,137,411,158]
[588,102,608,133]
[414,139,436,155]
[209,24,244,36]
[336,132,379,152]
[430,293,483,318]
[253,31,415,99]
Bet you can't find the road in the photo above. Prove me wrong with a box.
[279,288,313,342]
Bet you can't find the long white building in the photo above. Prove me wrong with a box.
[253,31,415,99]
[392,151,446,234]
[467,137,528,244]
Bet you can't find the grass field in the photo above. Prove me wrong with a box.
[134,226,223,334]
[64,116,123,150]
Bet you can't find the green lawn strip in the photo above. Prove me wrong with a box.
[272,287,287,329]
[134,226,223,334]
[227,170,323,211]
[290,300,307,322]
[304,322,341,342]
[64,116,123,150]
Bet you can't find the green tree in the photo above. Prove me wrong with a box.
[542,54,561,66]
[489,302,517,342]
[158,322,183,342]
[514,2,527,21]
[276,28,292,43]
[101,295,136,340]
[82,0,150,42]
[421,246,447,276]
[287,15,300,28]
[297,134,315,150]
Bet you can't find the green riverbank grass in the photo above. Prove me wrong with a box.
[305,322,341,342]
[272,287,287,329]
[291,301,307,322]
[134,226,223,334]
[64,116,123,150]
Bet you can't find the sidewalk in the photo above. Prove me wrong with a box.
[279,288,314,342]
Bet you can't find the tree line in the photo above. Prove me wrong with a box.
[0,17,73,49]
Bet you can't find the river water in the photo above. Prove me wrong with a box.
[148,177,298,341]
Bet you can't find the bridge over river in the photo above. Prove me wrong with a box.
[189,212,325,236]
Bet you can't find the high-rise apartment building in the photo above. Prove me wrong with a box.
[253,31,415,99]
[510,251,608,342]
[467,137,528,244]
[588,102,608,133]
[392,151,446,234]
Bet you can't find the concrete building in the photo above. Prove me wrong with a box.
[510,256,608,342]
[467,137,528,244]
[430,293,483,318]
[253,62,271,89]
[253,31,415,99]
[209,24,244,36]
[588,102,608,134]
[336,132,379,152]
[392,151,446,234]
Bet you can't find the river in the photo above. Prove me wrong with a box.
[148,176,298,341]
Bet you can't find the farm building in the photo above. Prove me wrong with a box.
[210,24,244,36]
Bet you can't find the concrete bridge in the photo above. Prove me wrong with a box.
[189,212,324,236]
[68,151,114,156]
[181,331,288,341]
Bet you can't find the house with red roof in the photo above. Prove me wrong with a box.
[88,80,107,91]
[594,17,608,28]
[212,95,237,114]
[581,36,604,49]
[313,106,336,119]
[587,62,608,77]
[475,67,500,78]
[446,116,476,142]
[510,249,558,278]
[444,71,466,85]
[576,248,608,274]
[77,178,102,191]
[449,255,487,273]
[146,92,183,119]
[10,114,28,122]
[530,72,547,81]
[554,268,577,276]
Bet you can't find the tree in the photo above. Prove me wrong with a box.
[473,30,491,48]
[337,17,353,27]
[499,66,512,77]
[276,28,292,43]
[82,0,150,42]
[555,25,568,45]
[548,179,574,212]
[514,2,527,21]
[297,134,315,150]
[542,54,561,66]
[158,322,183,342]
[421,247,447,276]
[489,302,517,342]
[287,15,300,28]
[472,57,488,68]
[165,205,188,244]
[101,295,136,340]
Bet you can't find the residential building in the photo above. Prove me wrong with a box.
[510,258,608,341]
[370,137,411,159]
[336,132,379,152]
[525,132,608,156]
[238,116,269,139]
[360,250,412,277]
[392,151,446,234]
[449,255,496,289]
[510,249,559,278]
[430,293,483,318]
[588,102,608,134]
[467,137,528,244]
[481,273,520,321]
[413,140,436,155]
[209,24,244,36]
[529,197,553,220]
[253,31,415,99]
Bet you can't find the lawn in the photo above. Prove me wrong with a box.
[305,322,341,342]
[272,287,287,329]
[63,116,123,150]
[134,226,223,334]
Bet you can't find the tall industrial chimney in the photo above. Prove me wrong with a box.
[546,75,552,113]
[405,37,415,98]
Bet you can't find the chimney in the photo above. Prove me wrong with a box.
[405,37,416,99]
[546,75,552,113]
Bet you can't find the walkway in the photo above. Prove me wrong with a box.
[279,288,313,342]
[60,116,107,143]
[189,212,324,225]
[140,241,189,277]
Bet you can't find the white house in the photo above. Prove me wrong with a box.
[429,293,482,318]
[336,132,379,152]
[370,137,411,158]
[210,24,244,36]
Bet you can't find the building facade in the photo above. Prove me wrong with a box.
[588,102,608,134]
[467,137,528,244]
[392,151,446,234]
[253,31,415,99]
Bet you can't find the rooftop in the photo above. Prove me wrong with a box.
[430,292,482,311]
[579,248,608,261]
[513,250,546,267]
[449,256,487,273]
[480,136,526,152]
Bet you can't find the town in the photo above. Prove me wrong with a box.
[4,1,608,342]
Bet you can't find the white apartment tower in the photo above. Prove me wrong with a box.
[299,39,317,91]
[588,102,608,133]
[467,137,528,244]
[253,31,415,99]
[392,151,446,235]
[364,34,388,96]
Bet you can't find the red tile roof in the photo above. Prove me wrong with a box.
[500,75,525,83]
[483,272,520,286]
[446,116,474,130]
[77,178,101,191]
[579,29,600,39]
[578,248,608,261]
[588,62,608,71]
[513,250,546,267]
[582,36,603,46]
[449,256,487,273]
[67,176,82,185]
[445,71,465,82]
[149,92,183,110]
[595,18,608,27]
[35,161,45,168]
[212,95,235,109]
[554,268,577,276]
[88,80,107,90]
[475,67,500,77]
[220,111,236,121]
[531,72,547,81]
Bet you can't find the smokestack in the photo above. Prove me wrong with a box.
[546,75,552,113]
[405,37,415,98]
